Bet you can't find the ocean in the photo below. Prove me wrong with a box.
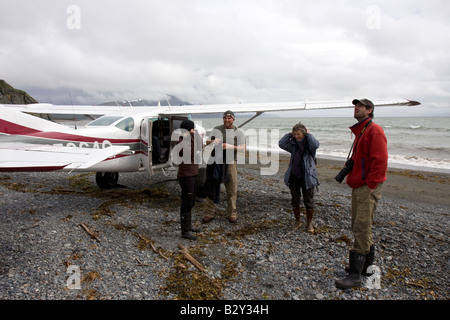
[194,116,450,174]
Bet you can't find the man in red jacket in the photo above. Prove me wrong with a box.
[335,98,387,289]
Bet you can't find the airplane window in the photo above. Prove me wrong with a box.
[87,116,122,127]
[116,117,135,132]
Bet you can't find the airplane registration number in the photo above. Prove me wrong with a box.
[58,140,113,149]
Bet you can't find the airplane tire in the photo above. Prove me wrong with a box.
[96,172,119,189]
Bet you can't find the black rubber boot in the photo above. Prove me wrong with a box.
[181,212,197,240]
[335,251,365,289]
[362,245,375,276]
[190,225,201,233]
[344,245,376,275]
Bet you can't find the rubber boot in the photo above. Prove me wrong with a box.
[189,217,200,233]
[181,212,197,240]
[292,207,301,229]
[306,209,314,233]
[362,245,375,276]
[344,245,375,275]
[335,250,365,289]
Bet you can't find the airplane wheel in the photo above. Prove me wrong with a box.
[96,172,119,189]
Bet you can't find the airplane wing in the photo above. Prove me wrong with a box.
[1,98,420,118]
[0,143,130,172]
[158,98,420,116]
[1,103,123,116]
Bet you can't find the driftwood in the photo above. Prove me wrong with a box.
[136,233,169,261]
[19,224,40,232]
[406,281,426,288]
[135,258,151,266]
[153,243,169,261]
[178,244,205,273]
[79,223,100,242]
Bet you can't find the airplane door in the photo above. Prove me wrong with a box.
[169,115,189,154]
[140,118,154,175]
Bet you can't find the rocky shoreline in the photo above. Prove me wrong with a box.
[0,156,448,302]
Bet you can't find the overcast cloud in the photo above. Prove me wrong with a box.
[1,0,449,116]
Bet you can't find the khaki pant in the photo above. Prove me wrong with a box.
[204,162,238,219]
[351,184,382,255]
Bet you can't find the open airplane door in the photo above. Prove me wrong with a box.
[169,116,189,139]
[169,115,189,158]
[140,117,154,176]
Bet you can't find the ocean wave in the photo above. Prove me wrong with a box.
[316,150,450,171]
[248,144,449,168]
[388,154,450,169]
[246,145,450,173]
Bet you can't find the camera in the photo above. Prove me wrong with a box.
[334,159,354,183]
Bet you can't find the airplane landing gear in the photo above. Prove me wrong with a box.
[96,172,119,189]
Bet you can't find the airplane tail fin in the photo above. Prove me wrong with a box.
[0,105,72,136]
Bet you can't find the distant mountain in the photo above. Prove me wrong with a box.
[98,94,192,107]
[0,80,38,104]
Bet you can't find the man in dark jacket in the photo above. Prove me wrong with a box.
[335,98,387,289]
[278,123,320,232]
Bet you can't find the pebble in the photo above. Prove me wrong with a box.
[0,167,448,301]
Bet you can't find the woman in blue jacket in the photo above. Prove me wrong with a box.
[279,123,320,232]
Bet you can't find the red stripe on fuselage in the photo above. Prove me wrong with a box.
[0,119,140,144]
[0,119,41,135]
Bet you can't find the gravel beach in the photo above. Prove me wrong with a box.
[0,155,448,302]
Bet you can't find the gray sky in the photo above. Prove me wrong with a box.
[1,0,449,117]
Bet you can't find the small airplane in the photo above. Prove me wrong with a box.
[0,98,420,189]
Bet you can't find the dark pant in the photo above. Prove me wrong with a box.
[178,175,197,214]
[289,174,314,209]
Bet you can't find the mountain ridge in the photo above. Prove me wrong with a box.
[0,80,38,104]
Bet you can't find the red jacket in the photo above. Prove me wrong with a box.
[346,117,388,189]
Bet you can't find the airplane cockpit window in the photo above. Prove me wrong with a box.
[115,117,135,132]
[86,116,122,127]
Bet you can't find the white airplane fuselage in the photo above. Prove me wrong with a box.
[0,106,205,174]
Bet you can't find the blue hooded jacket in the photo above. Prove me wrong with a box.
[278,132,320,190]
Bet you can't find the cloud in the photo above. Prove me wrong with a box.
[0,0,449,116]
